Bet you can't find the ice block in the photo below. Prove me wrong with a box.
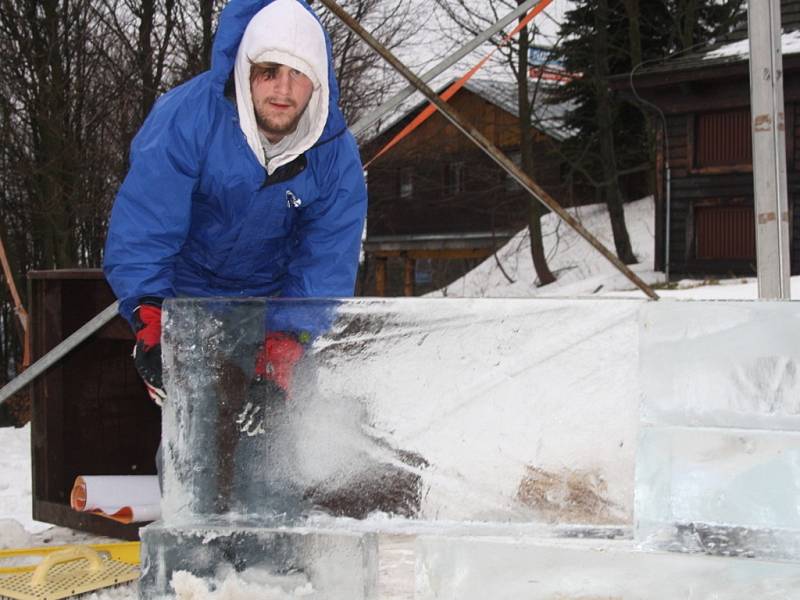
[415,534,800,599]
[159,296,645,525]
[636,300,800,561]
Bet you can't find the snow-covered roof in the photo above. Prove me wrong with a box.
[701,29,800,62]
[466,79,574,142]
[363,77,574,147]
[633,14,800,79]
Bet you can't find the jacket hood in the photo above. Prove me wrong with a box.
[210,0,345,168]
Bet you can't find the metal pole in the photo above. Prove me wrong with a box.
[0,301,119,406]
[349,0,543,137]
[665,161,671,282]
[749,0,791,299]
[320,0,659,300]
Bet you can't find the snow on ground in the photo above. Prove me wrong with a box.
[430,195,662,298]
[0,195,796,599]
[431,195,800,301]
[0,424,47,537]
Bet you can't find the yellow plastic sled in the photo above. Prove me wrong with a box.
[0,545,139,600]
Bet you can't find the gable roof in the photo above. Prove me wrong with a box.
[363,77,574,147]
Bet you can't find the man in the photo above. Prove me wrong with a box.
[104,0,367,404]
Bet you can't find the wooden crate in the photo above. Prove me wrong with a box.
[28,270,161,540]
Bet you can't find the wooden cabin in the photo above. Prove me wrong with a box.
[358,78,591,296]
[618,2,800,277]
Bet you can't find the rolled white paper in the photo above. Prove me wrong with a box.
[71,475,160,524]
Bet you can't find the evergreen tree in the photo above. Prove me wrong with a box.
[550,0,745,264]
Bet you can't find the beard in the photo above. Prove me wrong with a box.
[253,98,308,141]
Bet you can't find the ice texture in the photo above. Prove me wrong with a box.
[160,296,645,525]
[145,296,800,595]
[139,521,377,599]
[639,300,800,429]
[414,535,800,599]
[636,300,800,560]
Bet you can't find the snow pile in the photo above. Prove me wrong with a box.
[0,424,48,534]
[170,567,313,599]
[0,519,31,551]
[431,195,800,300]
[431,196,661,298]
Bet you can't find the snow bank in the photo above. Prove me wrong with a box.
[430,196,661,298]
[0,424,49,536]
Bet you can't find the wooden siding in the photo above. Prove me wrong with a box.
[663,107,800,276]
[363,88,573,239]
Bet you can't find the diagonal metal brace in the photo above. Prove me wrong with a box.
[350,0,543,137]
[0,302,119,407]
[320,0,659,301]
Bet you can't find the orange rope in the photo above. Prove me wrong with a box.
[0,234,30,369]
[365,0,556,169]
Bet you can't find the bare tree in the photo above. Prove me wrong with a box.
[173,0,224,81]
[316,0,416,125]
[433,0,559,285]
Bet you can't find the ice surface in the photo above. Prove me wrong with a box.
[637,300,800,561]
[636,426,800,560]
[151,296,800,594]
[414,534,800,599]
[640,301,800,430]
[160,296,645,525]
[152,295,646,596]
[139,521,378,599]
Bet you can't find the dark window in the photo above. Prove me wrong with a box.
[695,110,752,168]
[399,167,413,199]
[694,204,755,260]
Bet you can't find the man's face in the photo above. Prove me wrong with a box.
[250,62,314,143]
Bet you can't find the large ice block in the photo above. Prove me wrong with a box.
[636,300,800,561]
[139,520,378,598]
[415,534,800,599]
[160,297,645,525]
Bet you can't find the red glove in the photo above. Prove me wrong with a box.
[133,300,165,405]
[254,332,305,392]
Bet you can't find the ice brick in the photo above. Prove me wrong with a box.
[139,519,378,599]
[160,296,645,525]
[415,534,800,599]
[639,300,800,429]
[637,300,800,560]
[636,425,800,560]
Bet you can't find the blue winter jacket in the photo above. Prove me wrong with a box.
[103,0,366,328]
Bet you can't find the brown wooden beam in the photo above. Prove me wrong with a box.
[375,257,388,297]
[367,248,495,260]
[33,500,144,541]
[403,255,415,297]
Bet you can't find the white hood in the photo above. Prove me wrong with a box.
[234,0,329,174]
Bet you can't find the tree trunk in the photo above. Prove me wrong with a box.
[137,0,156,123]
[679,0,698,49]
[594,0,636,264]
[624,0,657,202]
[623,0,642,67]
[200,0,214,71]
[518,1,556,285]
[37,0,78,268]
